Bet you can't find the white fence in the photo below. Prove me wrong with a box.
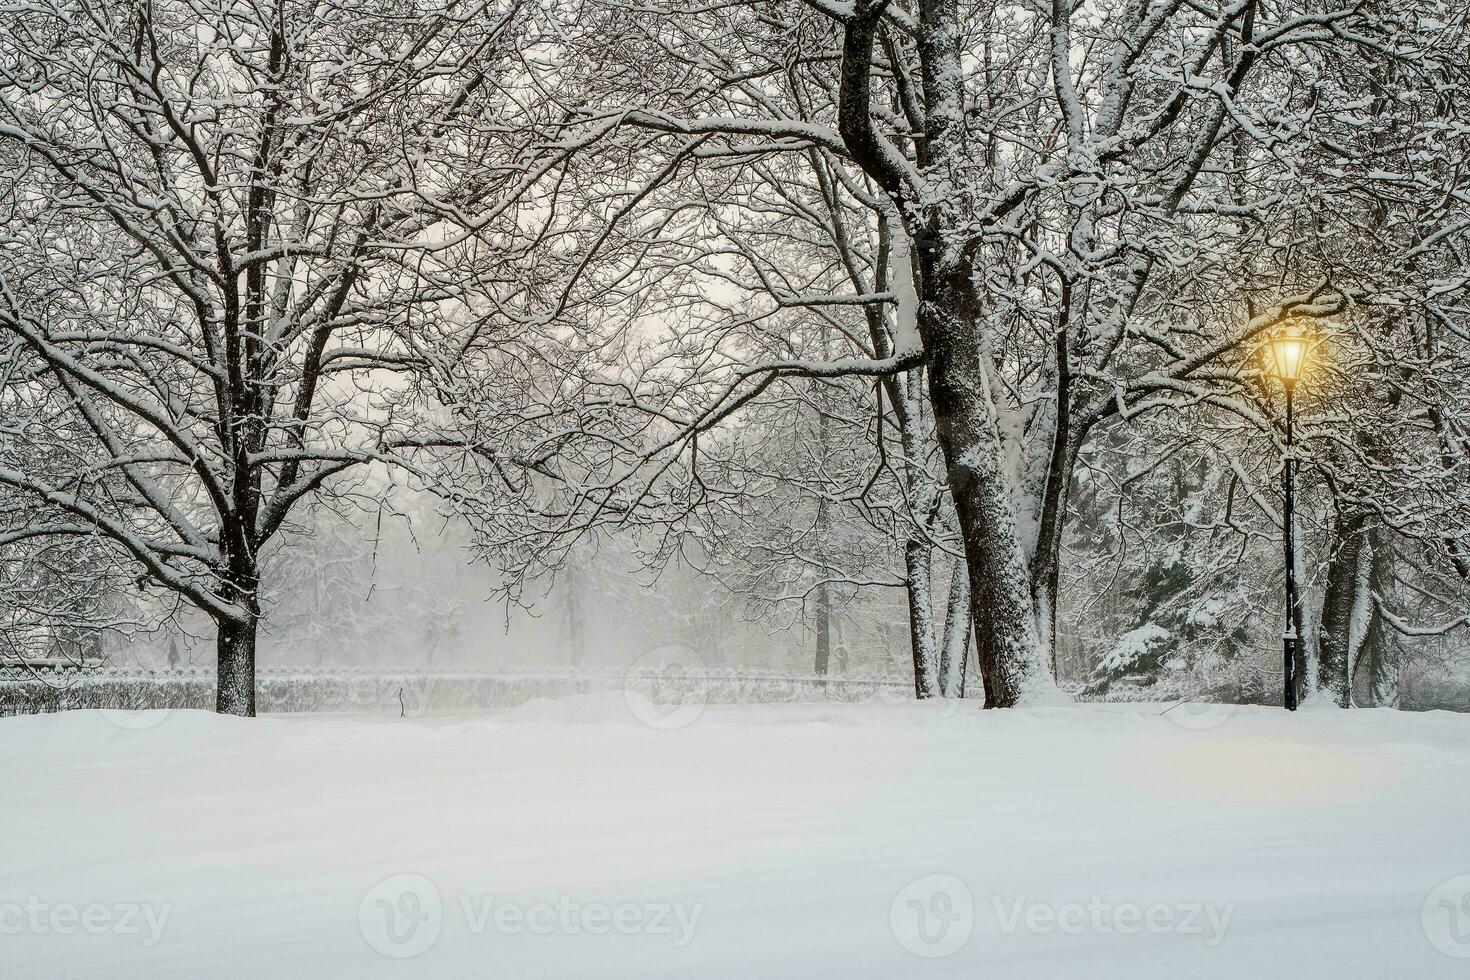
[0,665,914,717]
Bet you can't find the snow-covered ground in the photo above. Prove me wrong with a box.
[5,697,1470,978]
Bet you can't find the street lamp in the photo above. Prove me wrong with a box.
[1264,333,1311,711]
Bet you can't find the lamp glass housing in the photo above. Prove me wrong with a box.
[1267,335,1309,385]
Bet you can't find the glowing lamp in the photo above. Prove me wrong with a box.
[1266,335,1309,387]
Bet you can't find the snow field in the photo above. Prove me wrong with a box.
[4,698,1470,978]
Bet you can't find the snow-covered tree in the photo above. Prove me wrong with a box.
[473,0,1448,706]
[0,0,532,713]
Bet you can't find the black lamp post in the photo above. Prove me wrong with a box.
[1266,335,1309,711]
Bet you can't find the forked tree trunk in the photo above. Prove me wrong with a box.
[952,462,1052,707]
[835,0,1060,706]
[1318,511,1395,707]
[1353,625,1401,707]
[925,322,1057,707]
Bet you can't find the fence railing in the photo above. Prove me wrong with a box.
[14,663,1458,717]
[0,664,914,718]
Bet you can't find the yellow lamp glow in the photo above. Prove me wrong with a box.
[1266,335,1309,386]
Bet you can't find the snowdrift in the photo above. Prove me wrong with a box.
[4,701,1469,978]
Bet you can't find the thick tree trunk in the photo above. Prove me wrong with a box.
[1352,527,1400,707]
[215,612,258,716]
[835,0,1099,706]
[918,267,1058,707]
[927,362,1056,705]
[1318,512,1368,706]
[1318,512,1394,707]
[215,553,260,716]
[1353,627,1401,707]
[953,462,1053,707]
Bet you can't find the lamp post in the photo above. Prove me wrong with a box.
[1266,335,1309,711]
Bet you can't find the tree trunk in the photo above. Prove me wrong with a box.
[1318,511,1396,707]
[216,612,258,716]
[905,537,939,697]
[832,607,851,674]
[1028,457,1070,681]
[1352,527,1400,707]
[565,565,586,668]
[814,579,832,677]
[835,2,1041,702]
[1289,496,1310,706]
[938,553,971,697]
[954,470,1052,707]
[912,254,1056,706]
[893,376,940,699]
[1318,512,1367,706]
[1353,627,1401,707]
[215,553,260,716]
[1024,325,1079,681]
